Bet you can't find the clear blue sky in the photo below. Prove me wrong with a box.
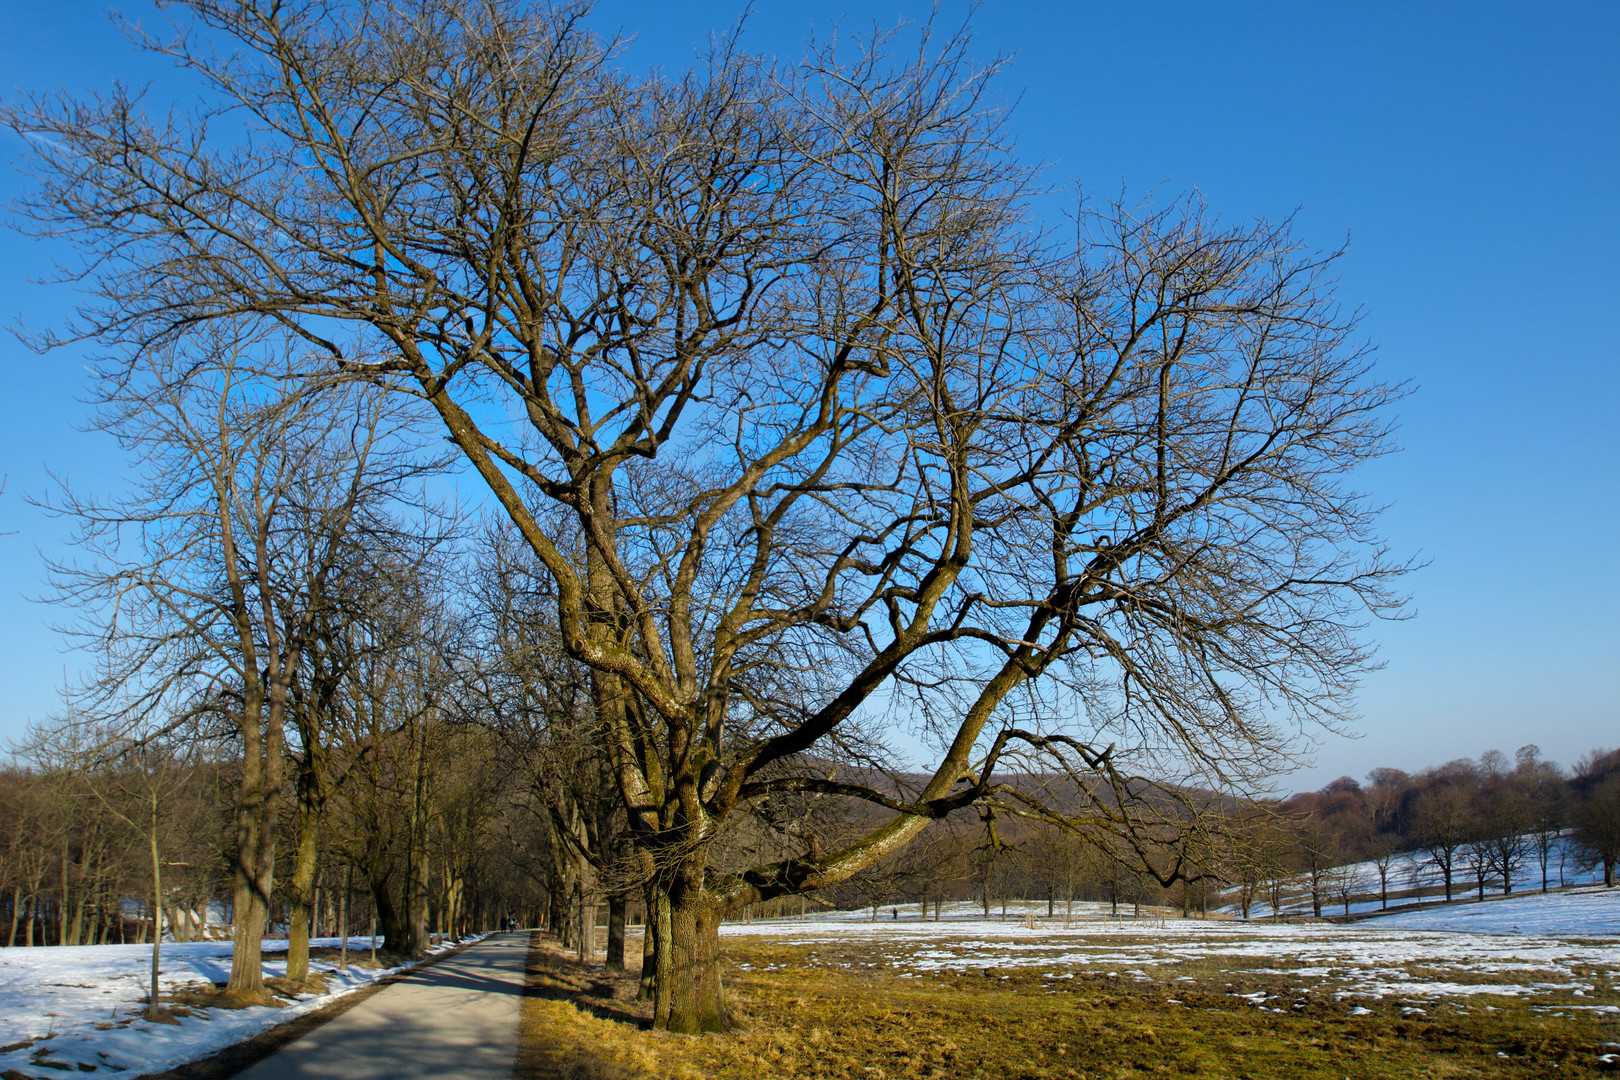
[1,1,1615,791]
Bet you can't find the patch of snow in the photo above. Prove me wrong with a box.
[0,934,478,1079]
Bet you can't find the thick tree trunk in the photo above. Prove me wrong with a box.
[226,784,277,996]
[372,882,407,957]
[226,674,284,995]
[284,805,320,986]
[227,878,269,995]
[656,869,731,1035]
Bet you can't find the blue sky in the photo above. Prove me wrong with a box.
[1,1,1615,790]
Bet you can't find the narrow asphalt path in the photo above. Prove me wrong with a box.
[232,932,528,1080]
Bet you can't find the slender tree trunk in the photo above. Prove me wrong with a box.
[147,817,165,1019]
[576,870,596,965]
[339,866,350,971]
[407,721,431,959]
[605,893,626,972]
[60,840,71,947]
[638,883,658,1001]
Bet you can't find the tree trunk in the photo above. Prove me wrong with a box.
[59,840,73,947]
[227,876,270,995]
[339,867,350,971]
[147,822,164,1019]
[605,893,626,973]
[407,721,432,959]
[370,874,407,956]
[284,802,320,986]
[550,883,571,947]
[226,682,283,995]
[576,884,596,965]
[637,884,658,1001]
[659,887,730,1034]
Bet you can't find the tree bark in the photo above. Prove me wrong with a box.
[407,720,432,959]
[369,873,407,955]
[226,728,279,996]
[662,895,729,1033]
[147,822,164,1019]
[637,884,658,1000]
[284,801,321,985]
[605,893,626,972]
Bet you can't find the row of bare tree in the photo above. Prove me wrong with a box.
[1210,746,1620,919]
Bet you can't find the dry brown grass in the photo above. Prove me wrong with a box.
[515,932,1620,1079]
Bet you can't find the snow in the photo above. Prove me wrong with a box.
[0,935,475,1079]
[719,891,1620,1006]
[1358,886,1620,935]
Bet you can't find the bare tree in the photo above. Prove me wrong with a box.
[1572,774,1620,888]
[1410,765,1477,903]
[6,1,1407,1030]
[90,734,198,1019]
[1362,767,1408,909]
[38,330,430,995]
[1513,747,1567,893]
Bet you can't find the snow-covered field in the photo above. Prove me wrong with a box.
[0,935,469,1079]
[722,891,1620,1013]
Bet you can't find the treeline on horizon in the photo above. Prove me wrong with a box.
[3,738,1616,952]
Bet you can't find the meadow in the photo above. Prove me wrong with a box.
[517,894,1620,1079]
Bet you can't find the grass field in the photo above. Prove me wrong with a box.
[517,908,1620,1079]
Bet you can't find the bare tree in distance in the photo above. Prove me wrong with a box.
[35,328,436,996]
[24,720,199,1020]
[1572,752,1620,888]
[6,1,1410,1030]
[1410,763,1478,903]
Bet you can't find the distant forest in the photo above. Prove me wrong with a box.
[3,739,1616,952]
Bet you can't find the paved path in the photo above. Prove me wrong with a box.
[233,933,528,1080]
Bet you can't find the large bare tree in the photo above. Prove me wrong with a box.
[8,0,1406,1030]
